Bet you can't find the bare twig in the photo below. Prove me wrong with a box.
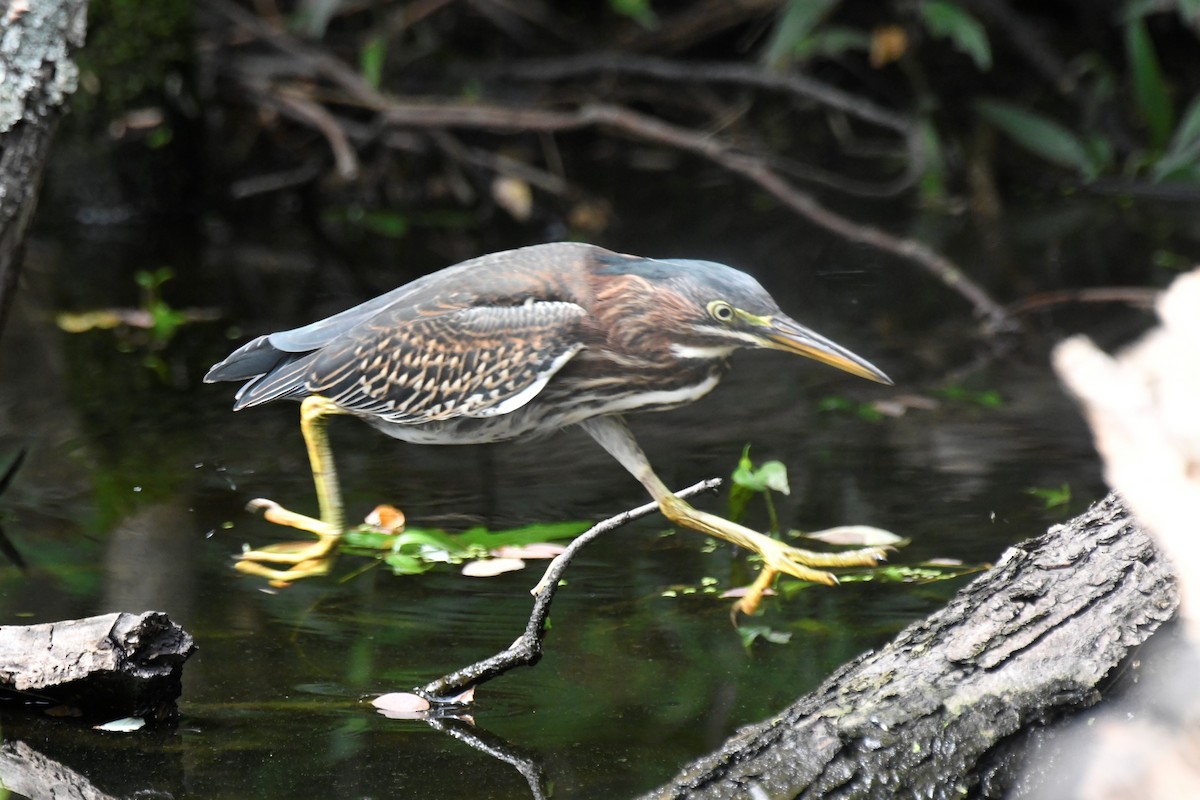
[500,53,923,199]
[417,478,722,702]
[203,0,1015,332]
[254,86,360,180]
[1008,286,1160,316]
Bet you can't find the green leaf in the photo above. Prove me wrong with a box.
[738,625,792,649]
[359,210,409,239]
[790,26,871,61]
[1127,17,1174,152]
[609,0,658,29]
[360,36,386,90]
[976,99,1107,179]
[761,0,843,67]
[1153,93,1200,181]
[455,521,589,549]
[1027,483,1072,510]
[920,0,992,71]
[935,385,1004,408]
[384,552,429,575]
[732,453,791,496]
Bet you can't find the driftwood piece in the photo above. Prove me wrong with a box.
[0,611,196,721]
[640,492,1176,799]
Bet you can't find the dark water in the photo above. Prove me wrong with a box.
[0,195,1164,797]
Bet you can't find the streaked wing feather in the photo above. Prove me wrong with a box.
[305,301,587,423]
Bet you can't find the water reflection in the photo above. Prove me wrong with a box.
[0,215,1127,798]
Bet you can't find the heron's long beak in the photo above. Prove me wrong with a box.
[762,314,892,385]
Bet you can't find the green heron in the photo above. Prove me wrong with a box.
[205,242,891,595]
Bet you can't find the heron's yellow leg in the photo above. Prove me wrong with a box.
[580,417,886,613]
[235,395,349,584]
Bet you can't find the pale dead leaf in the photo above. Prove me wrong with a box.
[462,557,525,577]
[372,692,431,718]
[491,543,566,560]
[364,504,406,533]
[801,525,905,547]
[720,586,777,599]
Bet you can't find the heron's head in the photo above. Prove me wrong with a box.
[601,255,892,385]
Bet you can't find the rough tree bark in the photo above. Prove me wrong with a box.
[0,611,197,721]
[640,492,1176,799]
[0,0,88,342]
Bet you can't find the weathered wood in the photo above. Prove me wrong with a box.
[0,611,196,721]
[640,492,1177,799]
[0,739,120,800]
[0,0,88,341]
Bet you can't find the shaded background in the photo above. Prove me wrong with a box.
[1,0,1197,797]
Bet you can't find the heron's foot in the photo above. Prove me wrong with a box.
[754,535,889,585]
[730,566,780,618]
[729,542,888,617]
[235,555,332,586]
[234,498,342,586]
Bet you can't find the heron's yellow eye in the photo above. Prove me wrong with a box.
[708,301,735,323]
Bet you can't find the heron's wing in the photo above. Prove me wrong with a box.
[229,301,588,423]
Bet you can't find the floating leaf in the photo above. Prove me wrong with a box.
[720,585,777,599]
[384,552,428,576]
[94,717,145,732]
[454,520,589,550]
[738,625,792,649]
[462,557,526,577]
[490,543,566,560]
[372,692,431,718]
[800,525,905,547]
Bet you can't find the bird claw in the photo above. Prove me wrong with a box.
[234,556,331,587]
[757,540,888,585]
[232,497,342,584]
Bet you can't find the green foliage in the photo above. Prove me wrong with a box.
[727,446,789,531]
[1027,483,1072,510]
[609,0,659,29]
[976,100,1111,180]
[1126,17,1175,152]
[135,268,186,346]
[1153,95,1200,180]
[75,0,193,118]
[341,520,589,577]
[360,36,387,90]
[919,0,992,70]
[817,395,885,421]
[762,0,843,66]
[738,625,792,649]
[933,385,1003,408]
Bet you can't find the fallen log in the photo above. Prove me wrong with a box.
[0,611,196,722]
[640,492,1176,799]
